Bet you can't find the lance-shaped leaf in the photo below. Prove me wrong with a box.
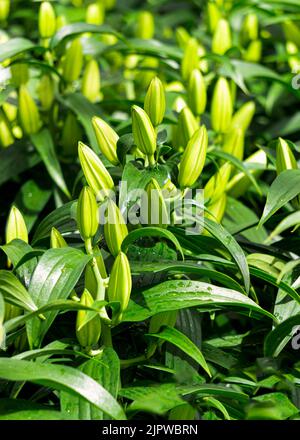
[0,271,37,312]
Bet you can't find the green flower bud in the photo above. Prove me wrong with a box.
[18,85,41,135]
[187,69,207,116]
[283,20,300,48]
[50,227,67,248]
[107,252,132,319]
[276,138,298,174]
[62,38,83,83]
[205,162,232,204]
[92,116,119,166]
[207,1,221,33]
[3,95,17,122]
[77,186,98,241]
[39,2,56,39]
[104,199,128,257]
[56,15,67,30]
[244,40,262,63]
[10,61,29,86]
[286,41,300,72]
[226,149,267,198]
[181,37,199,82]
[78,142,114,200]
[144,178,169,228]
[144,77,166,127]
[223,127,245,161]
[211,77,232,133]
[61,112,83,156]
[135,56,158,89]
[136,11,155,39]
[212,18,232,55]
[198,43,208,73]
[230,101,255,131]
[131,105,157,160]
[76,289,101,348]
[82,59,101,103]
[85,245,107,299]
[178,125,208,188]
[149,310,177,334]
[177,106,199,149]
[240,13,259,45]
[175,27,190,49]
[86,2,104,25]
[0,0,10,22]
[0,110,14,148]
[6,205,28,244]
[38,74,55,111]
[205,193,227,224]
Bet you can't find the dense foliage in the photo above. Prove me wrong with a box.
[0,0,300,421]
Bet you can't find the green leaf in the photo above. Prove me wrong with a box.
[1,239,38,288]
[0,358,125,420]
[0,141,40,187]
[32,201,77,244]
[0,38,36,62]
[31,129,70,198]
[147,326,211,376]
[260,170,300,226]
[264,314,300,356]
[51,23,120,48]
[26,248,91,348]
[0,270,37,312]
[123,280,274,322]
[0,399,67,420]
[267,211,300,242]
[5,299,106,334]
[14,180,52,232]
[203,396,230,420]
[130,260,245,293]
[61,348,120,420]
[122,227,184,260]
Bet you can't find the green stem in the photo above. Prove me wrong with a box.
[85,238,111,324]
[102,322,113,347]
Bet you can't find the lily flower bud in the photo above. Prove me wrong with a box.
[107,252,132,320]
[0,0,10,21]
[204,162,232,203]
[104,199,128,257]
[6,205,28,245]
[76,289,101,348]
[211,77,232,133]
[144,178,169,228]
[207,1,221,33]
[177,106,199,149]
[276,138,298,174]
[223,127,245,161]
[62,38,83,83]
[230,101,255,131]
[212,18,232,55]
[144,77,166,127]
[77,186,98,241]
[131,105,157,160]
[18,85,41,135]
[0,110,14,148]
[82,59,101,103]
[10,61,29,86]
[50,227,67,248]
[241,13,259,45]
[92,116,119,166]
[175,27,190,49]
[86,2,104,25]
[187,69,207,116]
[38,74,55,111]
[205,193,227,224]
[39,2,56,39]
[178,125,208,188]
[181,37,199,82]
[244,40,262,63]
[136,11,155,39]
[78,142,114,200]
